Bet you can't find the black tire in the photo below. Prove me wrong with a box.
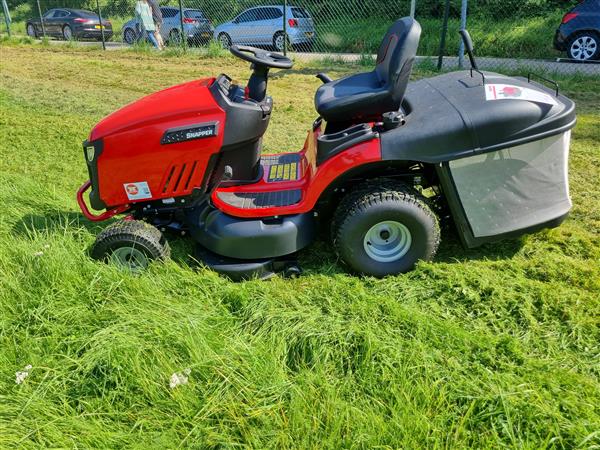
[123,27,136,45]
[217,32,231,49]
[26,23,37,38]
[273,32,289,52]
[91,220,170,271]
[169,29,182,46]
[567,32,600,61]
[62,24,73,40]
[332,181,440,277]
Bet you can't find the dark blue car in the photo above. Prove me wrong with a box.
[554,0,600,61]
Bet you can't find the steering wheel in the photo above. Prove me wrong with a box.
[229,45,293,70]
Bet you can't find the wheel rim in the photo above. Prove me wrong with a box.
[64,26,72,40]
[219,34,229,48]
[110,246,149,271]
[363,221,412,263]
[275,34,284,51]
[27,24,35,36]
[171,31,181,44]
[571,36,597,60]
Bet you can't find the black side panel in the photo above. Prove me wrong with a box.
[83,139,106,210]
[186,205,316,259]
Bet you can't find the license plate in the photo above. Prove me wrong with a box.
[201,32,210,38]
[95,25,104,29]
[305,32,314,37]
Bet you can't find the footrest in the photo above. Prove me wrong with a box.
[216,189,302,209]
[262,153,302,182]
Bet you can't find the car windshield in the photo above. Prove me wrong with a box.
[184,10,204,19]
[291,7,310,18]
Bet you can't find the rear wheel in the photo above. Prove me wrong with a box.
[217,32,231,49]
[567,33,600,61]
[123,27,136,44]
[26,23,37,38]
[169,29,182,45]
[62,24,73,40]
[332,181,440,277]
[273,32,289,52]
[91,220,170,272]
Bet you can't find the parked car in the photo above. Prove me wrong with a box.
[554,0,600,61]
[214,5,315,51]
[26,8,112,41]
[122,7,213,46]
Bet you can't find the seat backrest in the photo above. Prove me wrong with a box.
[375,17,421,106]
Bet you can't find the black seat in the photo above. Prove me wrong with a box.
[314,17,421,123]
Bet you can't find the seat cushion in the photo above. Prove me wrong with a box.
[315,71,393,122]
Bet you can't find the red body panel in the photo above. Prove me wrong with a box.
[91,78,225,208]
[212,126,382,218]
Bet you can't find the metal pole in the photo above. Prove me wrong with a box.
[282,0,287,56]
[458,0,468,68]
[178,0,186,50]
[2,0,11,37]
[409,0,416,18]
[96,0,106,50]
[437,0,450,70]
[36,0,46,38]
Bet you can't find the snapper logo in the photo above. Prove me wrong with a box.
[125,184,139,196]
[499,86,522,98]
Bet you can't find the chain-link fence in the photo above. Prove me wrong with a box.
[2,0,599,75]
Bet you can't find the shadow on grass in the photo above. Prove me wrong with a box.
[12,211,523,276]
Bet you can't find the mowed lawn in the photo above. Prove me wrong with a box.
[1,43,599,448]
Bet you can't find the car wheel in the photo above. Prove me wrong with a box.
[169,29,182,45]
[91,220,170,272]
[273,32,289,52]
[62,24,73,40]
[567,33,600,61]
[123,27,136,44]
[331,181,440,277]
[217,32,231,49]
[26,23,37,38]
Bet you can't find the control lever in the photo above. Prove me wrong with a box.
[207,165,233,199]
[316,73,333,84]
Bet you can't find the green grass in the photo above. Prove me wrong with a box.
[0,43,599,448]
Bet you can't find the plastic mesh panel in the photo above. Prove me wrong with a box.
[449,131,572,238]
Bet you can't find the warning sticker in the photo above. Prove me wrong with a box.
[123,181,152,201]
[485,84,557,106]
[267,162,299,182]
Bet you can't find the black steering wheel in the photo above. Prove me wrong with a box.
[229,45,293,69]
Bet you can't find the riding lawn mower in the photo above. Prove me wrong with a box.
[77,18,576,280]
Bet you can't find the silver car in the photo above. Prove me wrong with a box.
[214,5,315,51]
[122,7,214,46]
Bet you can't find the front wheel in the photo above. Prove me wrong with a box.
[123,27,137,44]
[26,23,37,38]
[91,220,170,272]
[567,33,600,61]
[332,182,440,277]
[217,32,231,49]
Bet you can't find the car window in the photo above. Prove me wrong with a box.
[184,10,205,19]
[161,8,178,18]
[236,9,257,23]
[43,10,55,19]
[291,7,310,18]
[54,10,68,18]
[264,7,283,20]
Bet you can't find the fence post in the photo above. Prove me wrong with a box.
[2,0,11,37]
[282,0,287,56]
[96,0,106,50]
[437,0,450,70]
[409,0,416,18]
[458,0,468,68]
[36,0,46,38]
[178,0,186,50]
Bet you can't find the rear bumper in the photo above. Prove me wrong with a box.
[288,29,316,44]
[76,28,114,39]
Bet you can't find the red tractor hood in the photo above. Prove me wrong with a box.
[89,78,219,141]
